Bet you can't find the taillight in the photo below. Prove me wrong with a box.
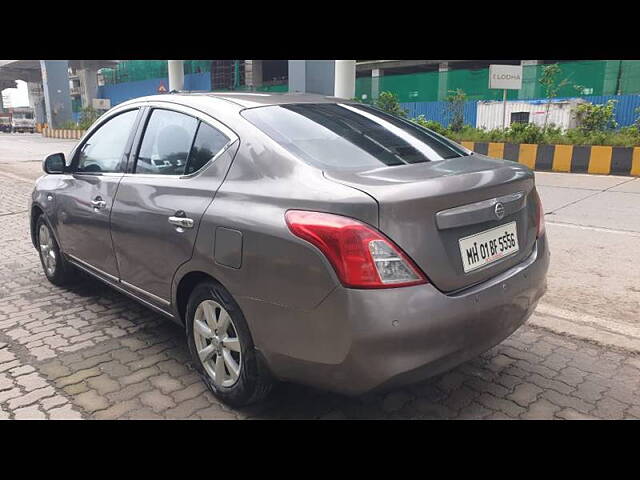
[285,210,428,289]
[533,188,545,237]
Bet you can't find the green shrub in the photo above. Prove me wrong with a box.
[412,116,448,136]
[59,120,79,130]
[574,100,618,133]
[375,92,407,117]
[410,115,639,147]
[78,107,102,130]
[504,122,545,144]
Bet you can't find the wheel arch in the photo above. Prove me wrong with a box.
[30,204,45,249]
[31,205,65,255]
[174,270,223,325]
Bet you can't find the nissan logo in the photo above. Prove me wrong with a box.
[495,202,505,220]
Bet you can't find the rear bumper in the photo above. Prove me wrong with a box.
[250,234,550,396]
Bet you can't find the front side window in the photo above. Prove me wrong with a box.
[76,109,138,173]
[135,109,198,175]
[242,103,470,171]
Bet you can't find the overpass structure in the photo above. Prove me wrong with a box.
[1,60,357,128]
[0,60,118,127]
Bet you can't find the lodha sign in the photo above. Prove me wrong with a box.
[489,64,523,90]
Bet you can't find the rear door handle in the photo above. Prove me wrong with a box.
[168,216,194,229]
[91,197,106,210]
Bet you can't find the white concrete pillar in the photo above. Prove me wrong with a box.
[289,60,355,97]
[168,60,184,92]
[438,62,449,101]
[334,60,356,99]
[246,60,263,89]
[288,60,306,93]
[372,68,383,101]
[27,82,46,124]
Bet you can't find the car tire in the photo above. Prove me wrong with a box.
[185,280,274,407]
[36,216,78,286]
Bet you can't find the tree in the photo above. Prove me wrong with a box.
[444,89,467,132]
[375,92,407,117]
[538,63,581,129]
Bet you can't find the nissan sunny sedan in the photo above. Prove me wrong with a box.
[30,92,549,406]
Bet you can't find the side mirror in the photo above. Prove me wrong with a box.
[43,153,66,174]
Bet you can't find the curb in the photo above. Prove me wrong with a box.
[41,128,86,140]
[530,303,640,354]
[462,141,640,177]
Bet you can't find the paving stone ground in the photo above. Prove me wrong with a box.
[1,172,640,420]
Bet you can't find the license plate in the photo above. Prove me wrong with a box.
[458,221,519,273]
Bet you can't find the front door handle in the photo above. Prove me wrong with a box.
[91,197,106,210]
[168,216,194,229]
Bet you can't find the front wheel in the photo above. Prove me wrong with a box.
[36,216,78,286]
[185,280,274,407]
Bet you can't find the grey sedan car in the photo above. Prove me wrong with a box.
[30,92,549,406]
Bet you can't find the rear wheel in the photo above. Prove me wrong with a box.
[185,280,274,407]
[36,216,78,286]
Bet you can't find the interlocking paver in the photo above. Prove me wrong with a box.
[457,401,493,419]
[149,374,183,394]
[139,390,176,412]
[48,404,83,420]
[107,381,153,403]
[119,367,160,386]
[57,368,102,388]
[163,396,211,419]
[541,390,594,415]
[556,408,598,420]
[592,396,628,420]
[74,390,110,413]
[14,404,46,420]
[520,398,562,420]
[508,383,543,407]
[7,386,55,410]
[172,381,208,403]
[86,375,121,395]
[93,399,142,420]
[15,372,49,392]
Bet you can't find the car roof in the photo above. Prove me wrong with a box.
[124,91,352,109]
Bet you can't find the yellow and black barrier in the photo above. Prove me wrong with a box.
[41,127,86,140]
[461,141,640,177]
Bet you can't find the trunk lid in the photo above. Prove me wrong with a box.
[324,154,538,292]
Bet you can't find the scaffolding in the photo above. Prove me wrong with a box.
[355,60,640,103]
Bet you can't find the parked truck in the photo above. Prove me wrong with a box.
[10,107,36,133]
[0,112,11,133]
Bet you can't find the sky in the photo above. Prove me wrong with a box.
[1,80,29,107]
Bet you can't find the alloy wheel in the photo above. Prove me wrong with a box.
[38,224,57,276]
[193,299,242,388]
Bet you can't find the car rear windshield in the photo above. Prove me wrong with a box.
[241,103,469,170]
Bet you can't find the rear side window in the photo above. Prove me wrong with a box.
[135,109,198,175]
[242,103,469,170]
[186,123,229,175]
